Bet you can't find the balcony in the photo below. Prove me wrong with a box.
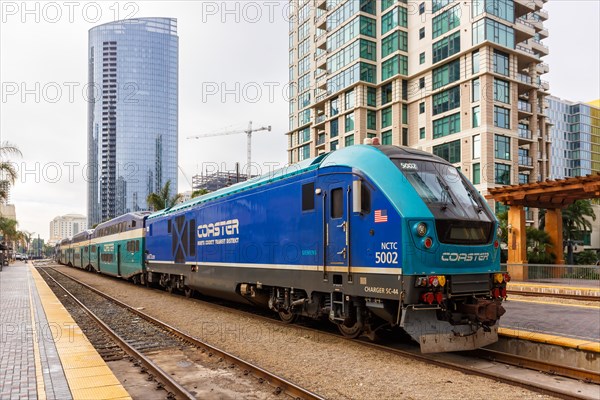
[540,80,550,92]
[316,133,326,146]
[315,31,327,50]
[518,100,532,114]
[317,75,327,90]
[316,52,327,69]
[538,9,549,20]
[519,127,533,140]
[519,155,533,168]
[515,18,536,42]
[531,39,549,56]
[517,73,532,85]
[538,27,549,39]
[514,0,536,17]
[515,43,540,68]
[315,13,326,30]
[536,62,549,74]
[314,113,327,126]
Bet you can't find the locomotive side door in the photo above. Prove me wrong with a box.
[326,184,349,268]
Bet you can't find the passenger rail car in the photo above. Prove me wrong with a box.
[143,145,508,353]
[70,230,93,269]
[90,212,148,280]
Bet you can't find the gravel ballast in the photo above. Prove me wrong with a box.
[51,265,558,400]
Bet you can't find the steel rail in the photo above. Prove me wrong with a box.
[38,268,196,400]
[507,290,600,302]
[45,267,324,400]
[48,265,595,400]
[472,348,600,384]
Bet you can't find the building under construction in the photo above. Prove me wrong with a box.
[192,169,254,193]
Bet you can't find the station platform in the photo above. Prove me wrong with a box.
[500,296,600,352]
[507,280,600,298]
[0,262,131,400]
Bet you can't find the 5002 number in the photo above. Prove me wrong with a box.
[375,251,398,264]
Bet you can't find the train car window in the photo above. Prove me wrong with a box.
[189,219,196,257]
[361,185,372,214]
[132,220,136,228]
[331,188,343,219]
[302,183,315,211]
[135,240,140,252]
[92,246,96,253]
[168,219,172,234]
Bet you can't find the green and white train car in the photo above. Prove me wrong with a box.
[89,212,149,280]
[71,230,93,269]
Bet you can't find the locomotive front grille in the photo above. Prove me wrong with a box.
[450,274,490,294]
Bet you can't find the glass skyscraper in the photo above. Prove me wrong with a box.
[87,18,178,227]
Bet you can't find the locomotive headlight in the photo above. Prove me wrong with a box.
[416,222,427,237]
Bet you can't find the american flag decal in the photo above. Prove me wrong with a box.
[374,209,388,223]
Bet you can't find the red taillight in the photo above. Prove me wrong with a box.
[428,276,439,287]
[421,292,434,304]
[435,292,443,304]
[424,237,433,249]
[503,273,511,283]
[494,240,499,248]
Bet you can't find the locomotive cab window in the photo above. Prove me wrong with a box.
[361,186,371,214]
[331,188,343,219]
[302,182,315,211]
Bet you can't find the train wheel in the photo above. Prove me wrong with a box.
[184,287,194,298]
[166,282,174,294]
[278,310,298,324]
[338,322,363,339]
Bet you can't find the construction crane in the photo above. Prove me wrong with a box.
[187,121,271,172]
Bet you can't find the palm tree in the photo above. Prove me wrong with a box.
[146,180,183,211]
[0,141,23,204]
[563,200,596,264]
[191,188,210,198]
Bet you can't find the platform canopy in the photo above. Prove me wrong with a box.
[485,174,600,276]
[486,174,600,209]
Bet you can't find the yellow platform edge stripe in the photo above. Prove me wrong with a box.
[29,266,132,400]
[28,276,47,400]
[499,327,600,353]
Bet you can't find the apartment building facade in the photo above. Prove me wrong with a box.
[547,96,600,179]
[287,0,551,204]
[49,214,88,242]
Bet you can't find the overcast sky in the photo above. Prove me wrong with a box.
[0,0,599,241]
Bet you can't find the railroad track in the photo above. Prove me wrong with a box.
[39,267,324,400]
[507,290,600,302]
[46,266,599,400]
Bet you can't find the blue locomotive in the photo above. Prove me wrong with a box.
[58,145,509,353]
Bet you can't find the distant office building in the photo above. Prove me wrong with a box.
[547,96,600,179]
[287,0,551,197]
[87,18,179,227]
[0,204,16,221]
[49,214,87,241]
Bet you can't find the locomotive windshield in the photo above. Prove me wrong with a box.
[392,159,494,245]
